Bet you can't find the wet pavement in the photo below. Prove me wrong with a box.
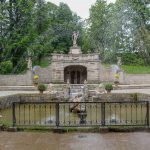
[0,132,150,150]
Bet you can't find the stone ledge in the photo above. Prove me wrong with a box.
[99,127,109,133]
[7,127,17,132]
[0,124,3,131]
[52,127,66,133]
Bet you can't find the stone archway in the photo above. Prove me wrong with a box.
[64,65,87,84]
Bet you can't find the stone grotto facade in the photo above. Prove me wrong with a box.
[0,32,150,86]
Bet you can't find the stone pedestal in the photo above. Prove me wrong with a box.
[69,46,82,54]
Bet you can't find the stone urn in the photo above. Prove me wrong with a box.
[78,112,87,124]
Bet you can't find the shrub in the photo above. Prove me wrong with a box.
[0,60,13,74]
[114,73,120,79]
[105,83,113,91]
[120,53,145,66]
[131,93,138,101]
[37,84,47,92]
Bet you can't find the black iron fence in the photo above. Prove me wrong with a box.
[12,101,149,127]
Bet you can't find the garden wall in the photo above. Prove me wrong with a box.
[33,66,52,83]
[99,65,114,82]
[0,71,32,86]
[1,93,150,109]
[0,94,57,109]
[124,74,150,84]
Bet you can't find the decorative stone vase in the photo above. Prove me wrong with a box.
[33,83,38,87]
[78,112,87,124]
[106,89,111,93]
[105,83,113,94]
[39,90,44,94]
[114,81,119,87]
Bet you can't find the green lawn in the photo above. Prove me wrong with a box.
[102,63,111,68]
[122,65,150,74]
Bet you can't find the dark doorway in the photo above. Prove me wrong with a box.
[64,65,87,84]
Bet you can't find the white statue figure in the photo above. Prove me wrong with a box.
[117,57,122,67]
[72,31,79,46]
[67,78,70,85]
[27,57,32,70]
[47,83,54,93]
[83,80,88,100]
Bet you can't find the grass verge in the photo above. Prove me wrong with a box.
[122,65,150,74]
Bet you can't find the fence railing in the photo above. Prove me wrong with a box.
[12,101,149,127]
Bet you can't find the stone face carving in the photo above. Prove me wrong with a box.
[72,31,79,47]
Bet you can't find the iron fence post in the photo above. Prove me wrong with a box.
[12,102,16,127]
[101,102,105,126]
[146,102,149,126]
[56,102,60,128]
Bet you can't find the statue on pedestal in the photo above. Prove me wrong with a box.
[27,50,32,70]
[72,31,79,47]
[83,80,88,100]
[47,83,54,93]
[64,79,71,99]
[27,57,32,70]
[117,57,122,67]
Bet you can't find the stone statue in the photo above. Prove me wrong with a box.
[72,31,79,47]
[67,78,70,85]
[83,80,88,100]
[27,57,32,70]
[65,78,71,99]
[47,83,54,93]
[117,57,122,67]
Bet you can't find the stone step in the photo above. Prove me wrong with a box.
[0,86,37,91]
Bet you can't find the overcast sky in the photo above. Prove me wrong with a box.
[46,0,116,19]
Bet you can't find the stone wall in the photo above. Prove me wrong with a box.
[138,93,150,101]
[34,66,52,83]
[0,71,32,86]
[124,74,150,84]
[99,65,113,82]
[34,64,114,84]
[50,53,101,84]
[0,93,150,109]
[0,94,57,109]
[92,93,135,101]
[0,95,20,109]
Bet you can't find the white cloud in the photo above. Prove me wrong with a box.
[46,0,116,19]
